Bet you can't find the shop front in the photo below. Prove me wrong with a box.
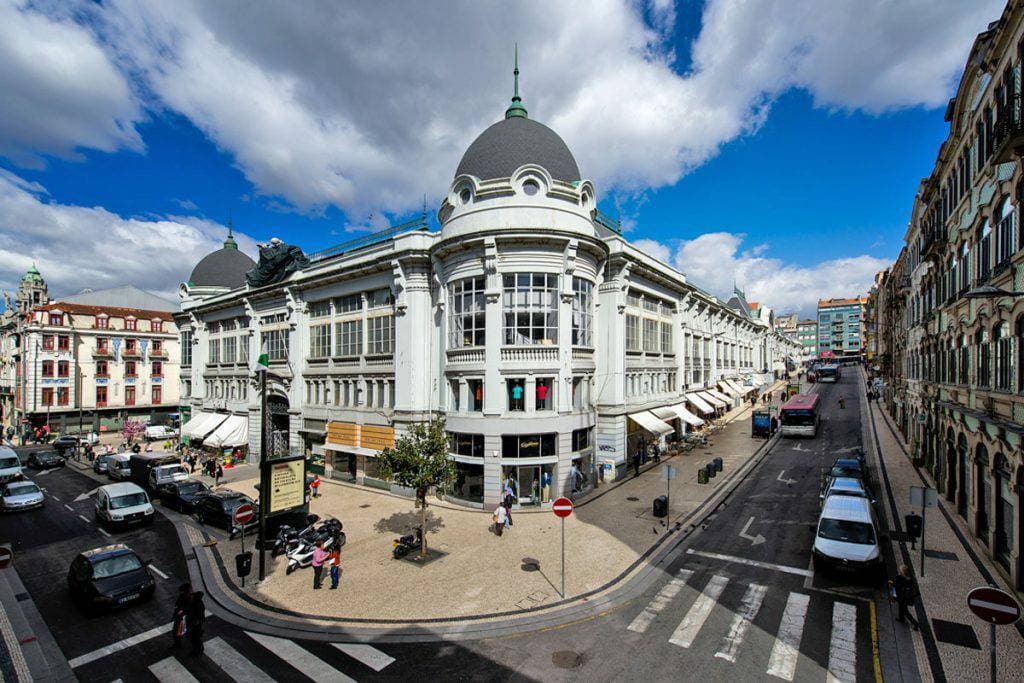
[324,420,395,488]
[626,410,673,464]
[301,419,327,475]
[500,433,557,507]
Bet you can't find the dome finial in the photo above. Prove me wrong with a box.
[505,43,528,119]
[224,211,238,249]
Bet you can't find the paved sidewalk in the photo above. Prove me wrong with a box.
[0,565,75,682]
[188,380,791,636]
[862,370,1024,682]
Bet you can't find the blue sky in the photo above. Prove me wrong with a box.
[0,0,1002,315]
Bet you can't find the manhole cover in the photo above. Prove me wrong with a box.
[552,651,581,669]
[359,504,371,508]
[626,496,639,502]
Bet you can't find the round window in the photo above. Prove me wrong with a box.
[522,180,540,196]
[459,189,472,205]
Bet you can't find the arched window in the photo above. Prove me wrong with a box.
[978,221,992,281]
[947,337,957,384]
[959,242,971,292]
[976,329,991,388]
[994,321,1012,391]
[959,333,970,384]
[996,198,1015,266]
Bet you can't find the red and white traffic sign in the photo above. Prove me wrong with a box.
[968,586,1021,625]
[0,544,12,570]
[233,503,255,526]
[552,497,574,518]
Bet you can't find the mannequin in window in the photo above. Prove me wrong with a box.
[536,381,549,409]
[510,381,524,411]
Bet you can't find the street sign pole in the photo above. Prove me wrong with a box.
[967,584,1021,683]
[258,369,267,582]
[551,497,574,599]
[990,621,996,683]
[920,498,926,577]
[561,516,565,599]
[240,522,246,588]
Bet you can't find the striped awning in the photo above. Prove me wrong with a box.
[707,389,733,405]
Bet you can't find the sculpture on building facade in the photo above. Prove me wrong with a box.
[245,238,311,288]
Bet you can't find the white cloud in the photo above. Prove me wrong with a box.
[10,0,990,217]
[0,171,256,300]
[632,238,673,265]
[664,232,887,316]
[0,0,144,167]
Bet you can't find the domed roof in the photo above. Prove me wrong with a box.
[189,230,255,289]
[455,116,580,183]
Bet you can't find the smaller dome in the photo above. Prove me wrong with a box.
[22,263,43,284]
[189,247,255,289]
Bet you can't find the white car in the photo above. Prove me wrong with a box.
[148,464,189,490]
[95,483,154,529]
[144,425,174,441]
[813,495,882,577]
[1,479,44,512]
[0,447,23,483]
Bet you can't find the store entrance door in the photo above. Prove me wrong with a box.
[518,466,541,507]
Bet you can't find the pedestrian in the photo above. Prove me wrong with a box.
[328,545,341,590]
[215,461,224,487]
[838,396,846,409]
[311,540,328,589]
[188,454,196,474]
[187,591,205,654]
[770,415,778,434]
[891,565,919,630]
[502,488,514,527]
[310,474,321,498]
[632,451,641,477]
[492,504,507,536]
[750,395,757,409]
[171,582,191,649]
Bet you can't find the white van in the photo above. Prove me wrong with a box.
[0,447,23,483]
[813,495,882,577]
[107,453,133,481]
[95,482,154,528]
[144,425,174,442]
[148,463,189,490]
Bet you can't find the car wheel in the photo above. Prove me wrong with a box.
[286,563,295,575]
[195,511,205,525]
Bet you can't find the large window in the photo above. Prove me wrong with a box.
[96,386,107,406]
[502,273,558,345]
[572,427,591,452]
[367,315,394,354]
[237,336,248,363]
[449,277,486,348]
[181,331,192,366]
[996,200,1014,265]
[977,329,990,388]
[262,329,288,361]
[661,321,672,353]
[335,320,361,356]
[995,322,1013,391]
[978,222,992,281]
[208,338,220,364]
[572,277,593,347]
[449,433,484,458]
[221,336,236,364]
[310,323,331,359]
[643,319,659,352]
[501,433,557,458]
[626,315,640,351]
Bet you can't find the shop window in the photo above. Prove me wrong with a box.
[467,379,483,412]
[57,387,69,406]
[572,427,592,452]
[507,379,525,412]
[501,433,557,458]
[449,432,484,458]
[535,377,553,411]
[450,461,484,503]
[41,388,53,406]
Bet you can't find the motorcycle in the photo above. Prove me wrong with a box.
[392,526,422,560]
[285,518,345,575]
[272,514,320,557]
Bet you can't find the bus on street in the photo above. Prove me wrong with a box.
[780,393,821,437]
[817,364,841,383]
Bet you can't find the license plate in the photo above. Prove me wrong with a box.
[117,593,139,604]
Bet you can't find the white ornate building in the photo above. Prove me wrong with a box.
[178,76,800,509]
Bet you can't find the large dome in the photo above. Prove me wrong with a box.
[189,244,255,289]
[455,116,580,183]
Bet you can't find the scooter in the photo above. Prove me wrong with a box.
[392,526,422,560]
[285,518,345,574]
[272,514,320,557]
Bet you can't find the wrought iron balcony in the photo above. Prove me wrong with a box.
[992,99,1024,164]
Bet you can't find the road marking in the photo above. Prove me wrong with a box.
[766,592,810,681]
[869,600,882,682]
[826,602,857,683]
[204,637,275,682]
[715,583,767,663]
[686,549,814,578]
[776,470,796,485]
[77,514,91,523]
[98,527,111,537]
[75,487,101,502]
[64,504,73,511]
[738,516,766,545]
[34,470,53,477]
[49,494,59,501]
[247,632,355,682]
[331,643,396,671]
[669,574,728,649]
[148,564,169,580]
[149,656,198,683]
[67,612,213,668]
[627,569,693,633]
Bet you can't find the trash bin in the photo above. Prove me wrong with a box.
[653,495,668,518]
[698,468,709,484]
[235,551,253,578]
[706,462,716,479]
[713,457,723,473]
[904,513,922,539]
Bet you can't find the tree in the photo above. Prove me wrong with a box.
[121,419,144,445]
[375,417,455,557]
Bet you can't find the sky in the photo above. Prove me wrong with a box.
[0,0,1006,316]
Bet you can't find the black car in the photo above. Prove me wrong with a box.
[51,435,80,456]
[830,457,868,481]
[194,490,257,538]
[27,450,65,469]
[157,479,210,513]
[67,544,155,612]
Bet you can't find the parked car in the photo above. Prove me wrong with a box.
[94,483,154,529]
[194,490,257,538]
[820,476,871,503]
[1,479,44,512]
[129,453,181,491]
[829,457,868,482]
[27,450,65,469]
[107,454,133,481]
[157,479,210,513]
[0,447,23,483]
[812,495,882,578]
[51,434,80,455]
[144,425,174,442]
[93,454,112,474]
[148,463,189,490]
[67,544,155,612]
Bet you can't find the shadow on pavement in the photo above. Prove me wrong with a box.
[373,509,445,535]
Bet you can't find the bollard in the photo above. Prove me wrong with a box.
[698,468,708,484]
[706,462,716,479]
[713,457,723,472]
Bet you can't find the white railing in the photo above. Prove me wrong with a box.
[447,347,485,364]
[501,346,558,363]
[572,348,594,362]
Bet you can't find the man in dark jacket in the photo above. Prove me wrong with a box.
[892,565,919,630]
[171,582,191,648]
[187,591,206,654]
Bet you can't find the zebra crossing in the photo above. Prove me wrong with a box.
[627,570,862,682]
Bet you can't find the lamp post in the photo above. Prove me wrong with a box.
[963,285,1024,299]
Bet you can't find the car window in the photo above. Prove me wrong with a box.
[178,482,206,495]
[818,518,876,545]
[110,492,149,509]
[5,482,40,496]
[0,456,19,468]
[91,554,144,578]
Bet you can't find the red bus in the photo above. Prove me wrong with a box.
[780,393,821,437]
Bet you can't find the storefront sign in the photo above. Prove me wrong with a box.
[267,457,305,514]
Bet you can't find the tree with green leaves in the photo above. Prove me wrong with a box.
[375,417,455,557]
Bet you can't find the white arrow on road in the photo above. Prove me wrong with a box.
[776,470,797,485]
[74,487,101,503]
[33,469,54,477]
[791,443,806,452]
[738,516,766,545]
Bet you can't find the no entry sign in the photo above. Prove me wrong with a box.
[0,544,11,569]
[552,497,574,518]
[233,503,255,526]
[968,586,1021,625]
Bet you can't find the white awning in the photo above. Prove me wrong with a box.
[718,382,741,398]
[204,415,249,448]
[707,389,734,405]
[725,379,751,396]
[700,391,728,408]
[627,410,674,435]
[668,403,704,427]
[686,393,715,415]
[181,412,228,439]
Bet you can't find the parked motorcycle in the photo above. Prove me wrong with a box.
[272,514,320,557]
[392,526,422,560]
[285,518,345,574]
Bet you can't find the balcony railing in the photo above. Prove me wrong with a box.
[993,97,1024,164]
[447,347,485,364]
[500,346,558,363]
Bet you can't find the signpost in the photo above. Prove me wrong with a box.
[552,497,574,598]
[908,486,937,576]
[0,543,12,570]
[967,586,1021,683]
[661,465,676,529]
[234,503,255,587]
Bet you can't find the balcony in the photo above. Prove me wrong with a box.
[500,346,558,363]
[447,347,485,364]
[92,348,112,358]
[149,349,168,359]
[993,99,1024,164]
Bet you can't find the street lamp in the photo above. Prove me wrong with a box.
[963,285,1024,299]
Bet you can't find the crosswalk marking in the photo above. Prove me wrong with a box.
[149,656,199,683]
[204,637,276,682]
[669,574,729,649]
[247,632,356,682]
[331,643,396,672]
[766,592,810,681]
[826,602,858,683]
[714,583,767,663]
[627,569,693,633]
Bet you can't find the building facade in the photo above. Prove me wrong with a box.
[0,265,50,431]
[795,320,818,360]
[875,1,1024,591]
[178,83,800,510]
[817,297,867,360]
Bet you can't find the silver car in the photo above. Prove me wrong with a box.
[1,479,44,512]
